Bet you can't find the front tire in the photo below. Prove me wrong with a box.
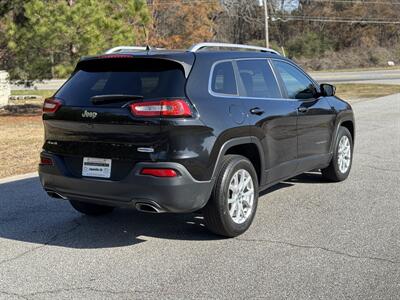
[69,200,115,216]
[203,155,259,237]
[322,126,353,182]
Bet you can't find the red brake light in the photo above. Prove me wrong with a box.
[140,168,178,177]
[98,54,133,59]
[43,98,62,113]
[40,156,53,166]
[129,99,192,117]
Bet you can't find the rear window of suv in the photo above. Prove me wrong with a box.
[210,61,237,95]
[55,58,186,106]
[237,60,280,98]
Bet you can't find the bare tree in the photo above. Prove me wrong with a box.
[216,0,263,43]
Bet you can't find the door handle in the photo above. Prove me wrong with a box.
[250,107,264,115]
[298,107,308,113]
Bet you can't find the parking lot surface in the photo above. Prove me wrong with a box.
[0,94,399,299]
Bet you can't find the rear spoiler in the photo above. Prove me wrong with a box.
[75,54,194,78]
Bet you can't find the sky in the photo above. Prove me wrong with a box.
[256,0,299,11]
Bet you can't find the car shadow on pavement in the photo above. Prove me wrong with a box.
[259,182,294,197]
[0,172,326,249]
[287,171,329,184]
[0,177,223,249]
[259,172,325,197]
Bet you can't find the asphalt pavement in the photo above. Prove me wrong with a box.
[0,94,399,299]
[310,69,400,85]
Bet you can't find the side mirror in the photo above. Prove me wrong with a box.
[296,84,319,100]
[320,83,336,97]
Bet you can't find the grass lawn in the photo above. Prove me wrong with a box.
[11,89,56,98]
[0,115,43,178]
[335,83,400,101]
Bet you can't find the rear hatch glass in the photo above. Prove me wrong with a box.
[55,58,186,106]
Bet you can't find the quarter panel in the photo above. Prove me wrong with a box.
[184,54,252,181]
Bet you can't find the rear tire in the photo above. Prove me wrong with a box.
[69,200,114,216]
[322,126,353,182]
[203,155,259,238]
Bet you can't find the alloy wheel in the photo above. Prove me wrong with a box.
[337,135,351,173]
[227,169,255,224]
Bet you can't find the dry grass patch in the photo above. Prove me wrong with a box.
[11,89,55,98]
[0,115,43,178]
[335,84,400,101]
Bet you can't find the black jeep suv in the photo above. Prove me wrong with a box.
[39,42,355,237]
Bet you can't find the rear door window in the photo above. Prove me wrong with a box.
[55,59,186,106]
[237,60,280,98]
[210,61,237,95]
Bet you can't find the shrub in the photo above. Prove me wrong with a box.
[287,32,334,59]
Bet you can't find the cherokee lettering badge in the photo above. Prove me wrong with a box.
[82,110,98,119]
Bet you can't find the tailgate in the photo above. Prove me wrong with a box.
[42,57,191,179]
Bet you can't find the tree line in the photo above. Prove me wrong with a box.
[0,0,399,81]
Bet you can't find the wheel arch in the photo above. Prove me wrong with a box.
[211,137,265,184]
[330,112,355,153]
[340,120,355,142]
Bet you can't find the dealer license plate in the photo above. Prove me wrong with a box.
[82,157,112,178]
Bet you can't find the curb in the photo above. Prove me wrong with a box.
[0,172,38,184]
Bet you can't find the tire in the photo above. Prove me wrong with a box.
[322,126,353,182]
[69,200,115,216]
[203,155,259,237]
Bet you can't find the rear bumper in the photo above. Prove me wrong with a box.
[39,152,213,213]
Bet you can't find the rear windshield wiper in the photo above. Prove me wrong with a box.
[91,94,143,105]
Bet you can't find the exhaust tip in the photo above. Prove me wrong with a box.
[135,202,163,213]
[45,190,68,200]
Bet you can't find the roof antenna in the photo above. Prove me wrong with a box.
[140,24,151,53]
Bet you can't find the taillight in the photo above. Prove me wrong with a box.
[43,97,62,113]
[129,99,192,117]
[140,168,178,177]
[40,156,53,166]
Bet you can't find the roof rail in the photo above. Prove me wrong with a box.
[105,46,148,54]
[188,42,280,55]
